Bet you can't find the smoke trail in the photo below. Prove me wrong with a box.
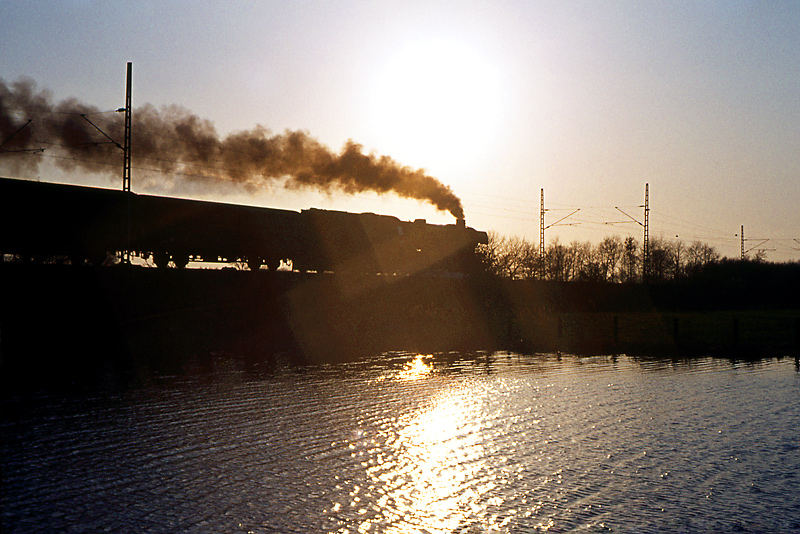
[0,77,464,219]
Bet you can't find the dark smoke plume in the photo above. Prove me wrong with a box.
[0,77,464,219]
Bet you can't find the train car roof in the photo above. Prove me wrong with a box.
[1,177,486,234]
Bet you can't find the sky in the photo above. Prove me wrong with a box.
[2,0,799,260]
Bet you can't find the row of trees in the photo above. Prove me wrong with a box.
[477,233,729,283]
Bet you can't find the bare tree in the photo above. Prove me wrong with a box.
[686,241,720,274]
[622,237,639,282]
[477,232,537,279]
[476,232,501,276]
[481,230,724,284]
[647,237,671,281]
[567,241,597,281]
[546,239,569,281]
[517,239,540,279]
[476,232,506,276]
[597,235,624,282]
[670,239,685,280]
[751,249,768,263]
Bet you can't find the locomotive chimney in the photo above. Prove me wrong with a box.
[456,217,465,229]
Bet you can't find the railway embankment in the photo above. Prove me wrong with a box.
[1,264,798,386]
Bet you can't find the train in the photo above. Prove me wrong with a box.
[0,176,488,274]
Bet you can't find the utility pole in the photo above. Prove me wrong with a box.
[122,62,132,264]
[741,225,745,261]
[539,188,545,279]
[643,183,649,280]
[122,62,132,192]
[539,189,580,280]
[614,183,649,280]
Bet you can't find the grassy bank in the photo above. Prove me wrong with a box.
[511,309,800,356]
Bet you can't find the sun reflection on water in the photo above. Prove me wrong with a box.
[396,354,433,381]
[359,370,505,532]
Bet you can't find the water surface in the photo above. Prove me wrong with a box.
[2,353,799,532]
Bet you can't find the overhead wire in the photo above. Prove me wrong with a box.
[5,108,121,118]
[2,132,798,259]
[466,192,796,259]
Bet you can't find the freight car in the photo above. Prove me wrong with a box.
[0,177,488,275]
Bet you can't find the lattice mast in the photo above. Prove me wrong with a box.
[642,183,649,280]
[741,225,745,261]
[122,62,132,264]
[122,62,132,192]
[539,188,545,279]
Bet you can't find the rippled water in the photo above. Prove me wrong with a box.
[2,353,799,532]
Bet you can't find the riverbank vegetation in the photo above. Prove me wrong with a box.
[477,233,798,284]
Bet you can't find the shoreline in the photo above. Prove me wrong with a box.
[1,263,797,387]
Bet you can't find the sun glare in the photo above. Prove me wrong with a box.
[367,38,503,171]
[396,354,433,381]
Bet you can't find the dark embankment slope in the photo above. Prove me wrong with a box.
[0,264,508,386]
[1,263,797,387]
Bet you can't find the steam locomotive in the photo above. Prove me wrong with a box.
[0,177,488,274]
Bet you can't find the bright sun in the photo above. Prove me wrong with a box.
[367,38,503,172]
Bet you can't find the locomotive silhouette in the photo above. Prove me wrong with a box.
[0,177,487,274]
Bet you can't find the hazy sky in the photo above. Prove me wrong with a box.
[2,1,799,260]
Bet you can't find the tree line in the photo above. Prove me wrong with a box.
[477,233,744,282]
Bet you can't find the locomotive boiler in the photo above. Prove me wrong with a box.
[0,177,488,275]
